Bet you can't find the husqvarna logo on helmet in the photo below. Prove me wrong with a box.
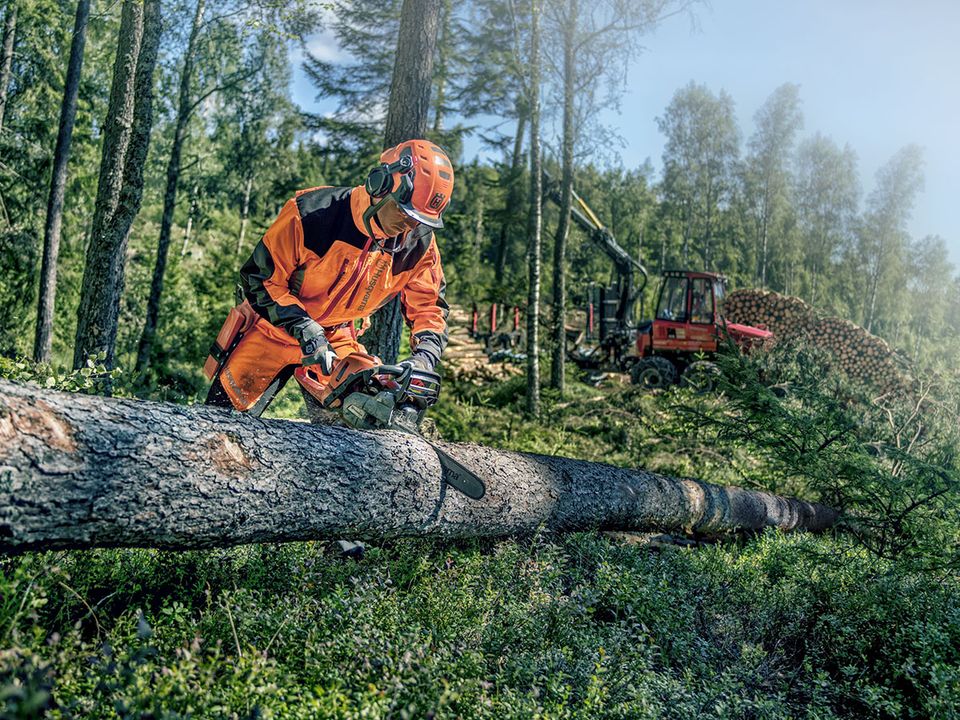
[428,192,446,210]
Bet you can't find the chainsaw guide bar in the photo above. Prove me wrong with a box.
[431,444,486,500]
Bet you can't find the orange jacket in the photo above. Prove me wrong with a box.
[239,185,449,364]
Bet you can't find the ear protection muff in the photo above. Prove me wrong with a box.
[364,150,414,199]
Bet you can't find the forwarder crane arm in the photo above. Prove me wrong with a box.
[543,172,648,327]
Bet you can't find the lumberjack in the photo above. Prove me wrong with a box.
[203,139,454,416]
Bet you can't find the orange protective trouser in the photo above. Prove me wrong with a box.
[216,319,364,412]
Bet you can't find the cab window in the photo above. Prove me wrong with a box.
[690,278,715,324]
[657,277,688,322]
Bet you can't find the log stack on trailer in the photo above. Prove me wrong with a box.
[441,305,523,384]
[722,288,910,393]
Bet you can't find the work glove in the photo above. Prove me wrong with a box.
[299,322,338,375]
[398,352,435,373]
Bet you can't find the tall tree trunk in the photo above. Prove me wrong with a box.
[135,0,205,376]
[431,0,451,134]
[758,179,771,288]
[0,0,17,133]
[181,182,198,256]
[236,174,253,255]
[494,111,526,285]
[525,0,542,418]
[366,0,441,364]
[33,0,91,364]
[0,379,839,551]
[473,187,485,254]
[550,0,577,394]
[73,0,161,372]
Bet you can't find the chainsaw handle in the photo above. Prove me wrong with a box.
[372,364,413,387]
[373,364,407,376]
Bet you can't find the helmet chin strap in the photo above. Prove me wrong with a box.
[362,194,392,250]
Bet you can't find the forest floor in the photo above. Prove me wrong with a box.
[1,328,958,718]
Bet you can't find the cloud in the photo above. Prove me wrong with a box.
[304,28,350,64]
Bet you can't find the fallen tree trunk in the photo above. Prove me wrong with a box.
[0,380,837,551]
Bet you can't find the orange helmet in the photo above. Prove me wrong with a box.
[368,139,454,229]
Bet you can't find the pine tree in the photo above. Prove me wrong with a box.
[73,0,162,372]
[33,0,91,363]
[364,0,443,364]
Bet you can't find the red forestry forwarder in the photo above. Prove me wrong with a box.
[549,179,772,390]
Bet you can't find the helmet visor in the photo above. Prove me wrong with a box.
[397,200,444,229]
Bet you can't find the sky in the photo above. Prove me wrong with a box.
[289,0,960,267]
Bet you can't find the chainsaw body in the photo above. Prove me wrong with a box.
[294,352,440,433]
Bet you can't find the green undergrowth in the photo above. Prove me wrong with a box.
[2,357,959,716]
[2,533,958,719]
[432,370,765,489]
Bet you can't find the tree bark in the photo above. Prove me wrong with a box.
[430,0,451,134]
[73,0,161,372]
[0,0,16,133]
[0,379,838,551]
[34,0,92,364]
[525,0,542,418]
[382,0,440,149]
[366,0,441,364]
[550,0,577,395]
[136,0,205,376]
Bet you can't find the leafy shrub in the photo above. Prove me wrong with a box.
[0,533,957,718]
[0,352,121,393]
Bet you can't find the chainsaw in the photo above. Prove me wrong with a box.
[294,353,486,500]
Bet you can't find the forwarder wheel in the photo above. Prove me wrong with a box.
[681,361,722,393]
[630,357,677,389]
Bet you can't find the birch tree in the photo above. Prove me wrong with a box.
[905,235,952,363]
[792,133,859,307]
[743,83,802,289]
[525,0,542,416]
[859,144,924,334]
[544,0,693,394]
[657,81,739,270]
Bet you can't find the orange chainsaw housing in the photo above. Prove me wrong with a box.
[294,352,382,408]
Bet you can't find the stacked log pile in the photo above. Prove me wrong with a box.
[440,306,523,384]
[722,289,909,393]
